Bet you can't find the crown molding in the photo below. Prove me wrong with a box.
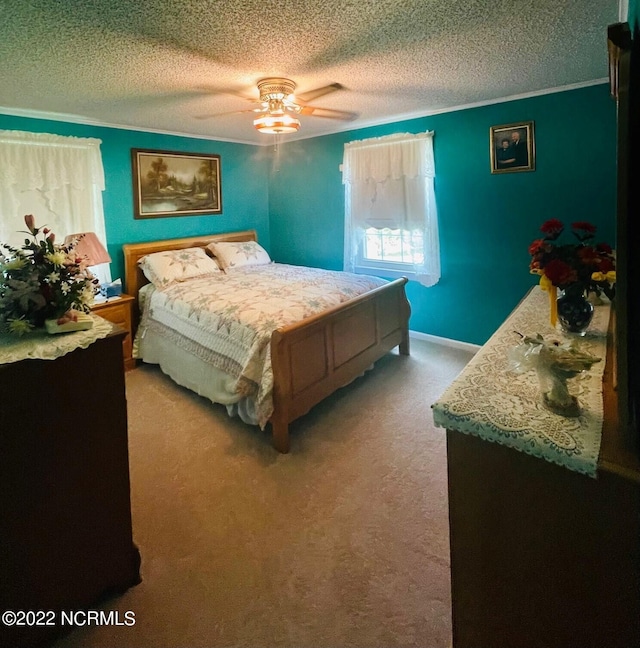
[0,78,608,147]
[0,106,258,146]
[285,78,609,143]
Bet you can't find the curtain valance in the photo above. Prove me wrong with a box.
[342,131,435,183]
[0,130,105,192]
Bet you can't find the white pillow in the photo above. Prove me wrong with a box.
[207,240,271,270]
[139,247,221,289]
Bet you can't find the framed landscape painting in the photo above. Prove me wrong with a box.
[131,149,222,219]
[490,121,535,174]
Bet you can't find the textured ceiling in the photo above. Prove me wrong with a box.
[0,0,619,146]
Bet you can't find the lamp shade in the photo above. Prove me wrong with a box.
[64,232,111,265]
[253,113,300,134]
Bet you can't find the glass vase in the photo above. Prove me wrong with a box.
[557,285,594,336]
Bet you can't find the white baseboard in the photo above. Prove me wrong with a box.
[409,329,481,354]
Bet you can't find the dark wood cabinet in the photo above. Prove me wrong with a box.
[444,308,640,648]
[0,329,141,648]
[447,431,640,648]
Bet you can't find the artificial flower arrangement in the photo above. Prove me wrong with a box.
[528,219,616,326]
[529,218,616,294]
[0,215,98,336]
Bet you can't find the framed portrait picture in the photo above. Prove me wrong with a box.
[131,148,222,219]
[490,121,535,174]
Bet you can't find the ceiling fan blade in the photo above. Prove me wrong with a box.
[295,83,344,103]
[194,107,263,120]
[194,85,259,102]
[298,105,358,121]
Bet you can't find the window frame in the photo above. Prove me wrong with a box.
[355,226,425,278]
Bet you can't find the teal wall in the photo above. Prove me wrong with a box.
[0,114,270,282]
[630,0,639,32]
[269,83,617,345]
[0,82,617,345]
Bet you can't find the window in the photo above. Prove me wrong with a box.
[0,130,110,284]
[362,227,424,269]
[342,131,440,287]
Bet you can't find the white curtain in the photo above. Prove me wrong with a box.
[0,130,110,283]
[342,131,440,287]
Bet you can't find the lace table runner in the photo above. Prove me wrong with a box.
[0,315,113,364]
[432,287,610,478]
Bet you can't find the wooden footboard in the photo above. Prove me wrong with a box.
[269,277,411,452]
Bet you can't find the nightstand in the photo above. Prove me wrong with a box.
[91,293,136,371]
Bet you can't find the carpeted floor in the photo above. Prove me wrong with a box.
[54,338,474,648]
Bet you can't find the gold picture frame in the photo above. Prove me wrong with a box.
[131,148,222,219]
[490,121,535,174]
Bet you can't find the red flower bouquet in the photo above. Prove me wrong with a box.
[529,219,616,326]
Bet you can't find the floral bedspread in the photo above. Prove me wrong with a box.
[136,263,386,427]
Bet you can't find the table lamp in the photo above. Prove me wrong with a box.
[64,232,112,299]
[65,232,111,265]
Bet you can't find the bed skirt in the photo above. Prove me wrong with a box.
[138,328,260,426]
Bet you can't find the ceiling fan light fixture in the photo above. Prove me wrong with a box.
[253,112,300,134]
[257,78,296,102]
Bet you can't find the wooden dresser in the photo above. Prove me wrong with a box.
[435,295,640,648]
[446,426,640,648]
[0,328,141,647]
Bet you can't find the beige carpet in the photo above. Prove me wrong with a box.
[54,339,474,648]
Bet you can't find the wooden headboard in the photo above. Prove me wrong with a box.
[122,229,257,331]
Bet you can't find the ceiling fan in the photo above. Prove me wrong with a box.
[196,78,357,134]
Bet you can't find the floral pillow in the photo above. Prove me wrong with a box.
[139,247,221,289]
[207,240,272,270]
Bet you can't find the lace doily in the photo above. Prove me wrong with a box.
[0,315,113,364]
[432,287,610,478]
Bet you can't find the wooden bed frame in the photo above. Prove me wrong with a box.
[123,230,411,453]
